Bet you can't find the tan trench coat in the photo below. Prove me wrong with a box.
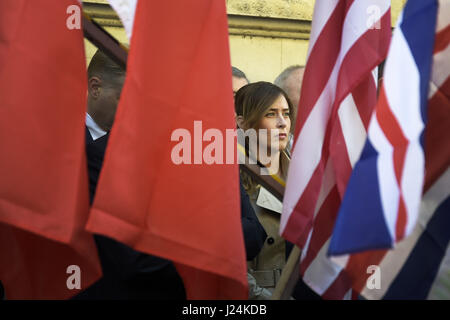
[247,151,290,297]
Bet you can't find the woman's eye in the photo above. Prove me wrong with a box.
[265,112,276,117]
[284,112,290,117]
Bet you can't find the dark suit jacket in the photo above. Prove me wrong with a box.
[75,128,186,299]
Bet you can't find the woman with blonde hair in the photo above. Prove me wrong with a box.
[235,81,293,299]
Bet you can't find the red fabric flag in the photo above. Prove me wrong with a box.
[86,0,248,299]
[0,0,101,299]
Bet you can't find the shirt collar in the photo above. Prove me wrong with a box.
[85,113,107,141]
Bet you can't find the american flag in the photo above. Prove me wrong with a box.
[330,0,450,299]
[280,0,391,299]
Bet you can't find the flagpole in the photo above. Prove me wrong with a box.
[82,12,128,69]
[271,246,301,300]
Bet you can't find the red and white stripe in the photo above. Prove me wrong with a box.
[281,0,391,299]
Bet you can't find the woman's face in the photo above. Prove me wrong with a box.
[256,94,291,152]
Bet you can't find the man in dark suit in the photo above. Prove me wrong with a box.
[77,49,186,299]
[83,129,187,299]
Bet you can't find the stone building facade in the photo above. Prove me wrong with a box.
[83,0,406,82]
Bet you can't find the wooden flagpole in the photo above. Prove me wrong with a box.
[82,12,128,69]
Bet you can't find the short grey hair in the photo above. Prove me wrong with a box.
[88,49,126,88]
[274,65,304,90]
[232,66,249,83]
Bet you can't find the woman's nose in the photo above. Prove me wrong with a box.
[277,114,287,128]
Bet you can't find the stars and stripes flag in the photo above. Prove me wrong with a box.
[328,0,450,299]
[280,0,391,299]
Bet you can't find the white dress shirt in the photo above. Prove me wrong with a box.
[86,113,107,141]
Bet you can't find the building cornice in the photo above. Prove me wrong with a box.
[83,2,311,40]
[82,0,406,40]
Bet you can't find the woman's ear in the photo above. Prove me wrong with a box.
[236,115,245,129]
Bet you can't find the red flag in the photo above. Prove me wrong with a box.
[0,0,101,299]
[86,0,247,299]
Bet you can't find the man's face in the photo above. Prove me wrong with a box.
[97,80,124,131]
[232,76,248,97]
[88,75,125,131]
[285,67,305,108]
